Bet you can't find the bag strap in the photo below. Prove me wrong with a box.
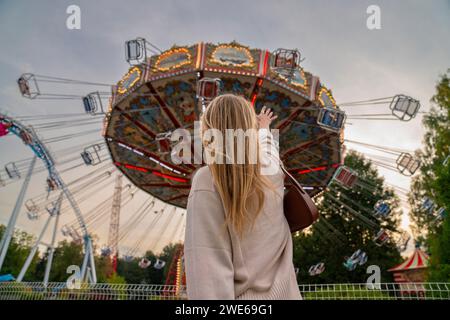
[280,163,308,195]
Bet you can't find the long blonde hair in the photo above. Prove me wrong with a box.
[201,94,273,236]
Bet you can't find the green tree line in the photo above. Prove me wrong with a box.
[408,70,450,281]
[0,225,180,284]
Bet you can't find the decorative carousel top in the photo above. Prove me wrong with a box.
[103,41,345,208]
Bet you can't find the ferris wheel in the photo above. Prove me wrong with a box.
[0,114,97,283]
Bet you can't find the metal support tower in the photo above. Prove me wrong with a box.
[17,192,63,282]
[108,174,122,272]
[0,156,37,271]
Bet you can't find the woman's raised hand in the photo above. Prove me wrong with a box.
[257,106,278,129]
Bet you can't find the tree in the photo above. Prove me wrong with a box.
[408,71,450,237]
[293,151,403,284]
[37,240,84,282]
[0,225,39,280]
[158,242,180,281]
[116,257,143,284]
[95,255,115,283]
[106,272,127,284]
[408,70,450,281]
[1,223,185,284]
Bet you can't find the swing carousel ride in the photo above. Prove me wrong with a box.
[1,38,445,285]
[105,41,345,206]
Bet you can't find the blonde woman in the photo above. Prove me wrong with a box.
[184,94,301,300]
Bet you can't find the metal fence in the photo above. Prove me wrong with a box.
[0,282,449,300]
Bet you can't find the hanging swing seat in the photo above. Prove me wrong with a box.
[373,200,391,217]
[61,225,70,236]
[46,177,58,191]
[196,78,221,101]
[5,162,21,180]
[138,258,151,269]
[80,151,94,165]
[125,38,148,65]
[389,95,420,121]
[81,144,102,166]
[82,92,104,115]
[421,197,435,213]
[123,255,134,262]
[374,229,390,246]
[358,252,368,266]
[61,225,81,243]
[19,130,33,145]
[26,211,39,221]
[101,246,112,256]
[308,262,325,276]
[272,48,301,71]
[154,259,166,270]
[396,153,420,176]
[17,73,40,99]
[344,249,368,271]
[317,107,346,132]
[25,199,39,213]
[435,207,447,220]
[332,166,358,188]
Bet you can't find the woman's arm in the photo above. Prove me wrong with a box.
[257,106,281,176]
[184,189,235,300]
[259,128,281,176]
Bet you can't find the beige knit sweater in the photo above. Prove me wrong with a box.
[184,130,302,300]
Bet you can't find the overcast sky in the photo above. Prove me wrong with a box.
[0,0,449,258]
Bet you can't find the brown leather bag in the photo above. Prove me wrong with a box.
[281,165,319,232]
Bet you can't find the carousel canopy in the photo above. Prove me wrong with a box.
[104,41,344,208]
[388,247,430,272]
